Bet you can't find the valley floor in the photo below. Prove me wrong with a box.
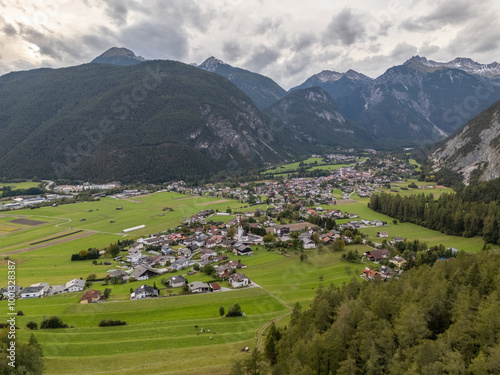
[0,190,496,374]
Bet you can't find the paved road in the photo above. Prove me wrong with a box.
[42,180,55,191]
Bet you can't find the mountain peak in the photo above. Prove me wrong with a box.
[313,70,344,83]
[91,47,145,66]
[403,55,500,78]
[199,56,225,72]
[403,55,431,68]
[344,69,372,82]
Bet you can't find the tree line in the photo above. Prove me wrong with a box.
[369,177,500,244]
[233,249,500,374]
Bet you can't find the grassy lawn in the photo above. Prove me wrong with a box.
[0,192,251,249]
[409,159,421,171]
[0,181,41,190]
[14,287,286,375]
[244,246,367,307]
[2,184,497,374]
[264,157,324,174]
[329,200,498,253]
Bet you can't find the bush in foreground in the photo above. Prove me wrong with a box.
[40,316,68,329]
[98,319,127,327]
[26,321,38,330]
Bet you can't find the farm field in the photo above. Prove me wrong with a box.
[14,287,287,375]
[328,200,498,252]
[263,157,324,174]
[1,183,497,374]
[0,192,256,253]
[0,181,41,190]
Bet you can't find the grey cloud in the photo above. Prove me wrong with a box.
[121,22,189,60]
[368,43,382,54]
[418,43,440,57]
[446,14,500,56]
[222,40,242,62]
[17,24,87,62]
[284,53,312,75]
[323,8,365,46]
[245,44,280,72]
[253,17,282,35]
[390,42,417,60]
[401,0,481,32]
[292,32,317,52]
[378,20,392,36]
[3,23,16,36]
[82,34,117,52]
[102,0,134,26]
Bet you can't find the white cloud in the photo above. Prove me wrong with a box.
[0,0,499,89]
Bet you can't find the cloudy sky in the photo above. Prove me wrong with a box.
[1,0,499,89]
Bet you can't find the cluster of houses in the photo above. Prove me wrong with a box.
[1,278,86,299]
[130,271,251,300]
[361,249,408,280]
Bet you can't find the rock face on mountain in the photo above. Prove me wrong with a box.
[264,87,370,148]
[0,60,304,182]
[91,47,146,66]
[335,56,500,146]
[405,56,500,79]
[290,69,372,99]
[198,57,286,109]
[432,99,500,183]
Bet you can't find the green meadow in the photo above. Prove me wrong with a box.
[263,157,324,174]
[14,287,286,375]
[0,181,41,190]
[328,200,497,252]
[1,192,247,238]
[1,186,497,374]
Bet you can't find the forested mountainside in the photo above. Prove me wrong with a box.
[0,60,307,182]
[264,87,371,148]
[264,250,500,374]
[198,57,287,109]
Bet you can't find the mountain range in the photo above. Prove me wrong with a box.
[0,58,307,182]
[290,69,373,100]
[264,86,370,148]
[1,47,500,182]
[197,57,286,109]
[335,56,500,146]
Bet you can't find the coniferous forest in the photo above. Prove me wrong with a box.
[259,250,500,375]
[369,178,500,244]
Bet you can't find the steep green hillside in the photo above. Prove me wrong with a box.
[265,87,371,148]
[0,60,305,182]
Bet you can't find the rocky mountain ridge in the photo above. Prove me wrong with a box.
[432,99,500,183]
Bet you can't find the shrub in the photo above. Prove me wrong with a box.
[17,310,24,316]
[226,303,243,317]
[26,321,38,330]
[40,316,68,329]
[98,319,127,327]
